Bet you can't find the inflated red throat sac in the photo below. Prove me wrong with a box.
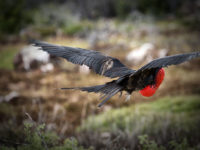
[139,68,165,97]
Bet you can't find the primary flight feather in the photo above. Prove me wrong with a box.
[33,41,200,107]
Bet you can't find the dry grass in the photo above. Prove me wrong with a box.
[0,60,199,137]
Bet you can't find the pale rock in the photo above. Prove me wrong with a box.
[126,43,155,65]
[14,45,54,72]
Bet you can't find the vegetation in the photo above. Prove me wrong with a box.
[138,135,196,150]
[0,118,93,150]
[79,96,200,132]
[0,0,32,34]
[0,45,21,70]
[78,96,200,149]
[1,96,199,149]
[0,0,199,40]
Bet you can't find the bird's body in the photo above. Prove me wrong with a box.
[33,41,200,107]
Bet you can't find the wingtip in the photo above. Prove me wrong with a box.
[196,51,200,56]
[28,39,38,45]
[29,39,45,47]
[190,51,200,59]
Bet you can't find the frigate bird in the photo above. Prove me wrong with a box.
[33,41,200,107]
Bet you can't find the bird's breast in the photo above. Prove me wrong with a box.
[140,68,165,97]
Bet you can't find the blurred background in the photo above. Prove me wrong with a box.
[0,0,200,149]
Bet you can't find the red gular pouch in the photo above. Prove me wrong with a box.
[140,68,165,97]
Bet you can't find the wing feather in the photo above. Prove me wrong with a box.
[33,40,135,78]
[129,52,200,82]
[137,52,200,72]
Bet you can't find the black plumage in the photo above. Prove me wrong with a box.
[33,41,200,107]
[34,41,135,78]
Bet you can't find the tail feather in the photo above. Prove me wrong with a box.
[61,81,123,107]
[98,87,121,107]
[61,84,106,93]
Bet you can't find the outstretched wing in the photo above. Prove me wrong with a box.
[127,51,200,90]
[33,41,135,78]
[136,52,200,73]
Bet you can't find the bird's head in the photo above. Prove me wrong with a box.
[139,68,165,97]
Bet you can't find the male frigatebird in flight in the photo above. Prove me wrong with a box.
[33,41,200,107]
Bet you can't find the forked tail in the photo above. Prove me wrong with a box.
[61,81,122,107]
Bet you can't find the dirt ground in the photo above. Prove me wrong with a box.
[0,58,199,137]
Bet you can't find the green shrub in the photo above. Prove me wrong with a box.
[139,135,166,150]
[0,0,32,34]
[138,135,196,150]
[0,45,21,70]
[114,0,133,18]
[34,26,57,37]
[0,121,93,150]
[63,24,84,36]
